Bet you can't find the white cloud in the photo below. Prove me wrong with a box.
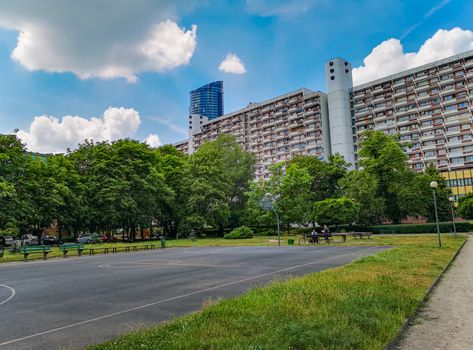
[144,134,162,148]
[0,1,197,82]
[16,107,146,153]
[353,28,473,86]
[218,53,247,74]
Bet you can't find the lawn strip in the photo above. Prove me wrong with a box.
[86,235,466,350]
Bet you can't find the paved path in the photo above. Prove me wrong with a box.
[396,238,473,350]
[0,245,386,350]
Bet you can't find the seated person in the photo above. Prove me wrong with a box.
[310,229,319,243]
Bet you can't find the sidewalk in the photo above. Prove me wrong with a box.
[395,237,473,350]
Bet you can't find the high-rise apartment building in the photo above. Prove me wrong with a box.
[189,81,224,120]
[178,88,329,178]
[351,50,473,197]
[175,50,473,196]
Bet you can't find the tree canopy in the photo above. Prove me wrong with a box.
[0,130,456,238]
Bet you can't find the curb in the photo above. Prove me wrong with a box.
[385,237,468,350]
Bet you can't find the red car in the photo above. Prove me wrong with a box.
[101,234,117,242]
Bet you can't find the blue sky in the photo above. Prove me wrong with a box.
[1,0,473,152]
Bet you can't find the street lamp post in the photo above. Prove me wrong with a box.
[430,181,441,248]
[449,196,457,236]
[262,193,280,246]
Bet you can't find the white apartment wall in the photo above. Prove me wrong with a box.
[326,58,356,167]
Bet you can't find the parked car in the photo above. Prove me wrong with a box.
[3,235,14,246]
[42,235,60,246]
[77,235,91,244]
[101,234,118,243]
[19,234,39,246]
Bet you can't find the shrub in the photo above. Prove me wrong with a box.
[350,222,473,234]
[224,226,254,239]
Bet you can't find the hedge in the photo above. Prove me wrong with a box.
[350,222,473,234]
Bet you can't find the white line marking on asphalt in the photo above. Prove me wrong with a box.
[0,246,379,347]
[99,261,285,269]
[0,284,16,307]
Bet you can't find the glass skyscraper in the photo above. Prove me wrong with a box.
[189,81,224,120]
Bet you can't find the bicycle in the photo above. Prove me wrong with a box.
[298,232,319,245]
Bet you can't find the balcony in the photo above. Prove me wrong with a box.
[463,70,473,79]
[354,108,373,118]
[443,108,459,117]
[464,60,473,69]
[372,87,384,94]
[439,65,453,74]
[289,113,304,121]
[450,161,465,168]
[420,133,436,141]
[393,90,407,98]
[421,143,437,151]
[439,77,454,84]
[415,84,431,94]
[445,128,462,137]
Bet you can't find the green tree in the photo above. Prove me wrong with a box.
[243,179,274,229]
[15,155,66,238]
[312,197,359,226]
[289,154,349,202]
[69,139,173,239]
[422,163,451,222]
[275,163,312,229]
[0,134,28,230]
[358,130,428,223]
[155,145,188,237]
[339,170,384,225]
[457,193,473,220]
[183,135,255,234]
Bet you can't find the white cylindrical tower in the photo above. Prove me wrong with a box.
[326,58,355,167]
[188,114,208,154]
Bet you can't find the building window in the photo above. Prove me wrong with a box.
[445,105,456,111]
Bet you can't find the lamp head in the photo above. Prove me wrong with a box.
[449,196,455,202]
[430,181,438,189]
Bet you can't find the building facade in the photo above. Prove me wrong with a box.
[176,50,473,195]
[351,50,473,197]
[178,88,329,178]
[189,81,224,120]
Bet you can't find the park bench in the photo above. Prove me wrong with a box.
[350,232,373,239]
[59,243,84,258]
[322,232,372,243]
[18,246,51,261]
[310,232,373,244]
[317,233,347,243]
[88,247,116,255]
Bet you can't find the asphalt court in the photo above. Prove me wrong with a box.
[0,245,388,350]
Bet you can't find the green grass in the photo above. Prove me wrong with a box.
[85,234,466,350]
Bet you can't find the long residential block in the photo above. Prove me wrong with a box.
[175,50,473,197]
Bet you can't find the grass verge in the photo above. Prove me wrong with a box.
[86,235,466,350]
